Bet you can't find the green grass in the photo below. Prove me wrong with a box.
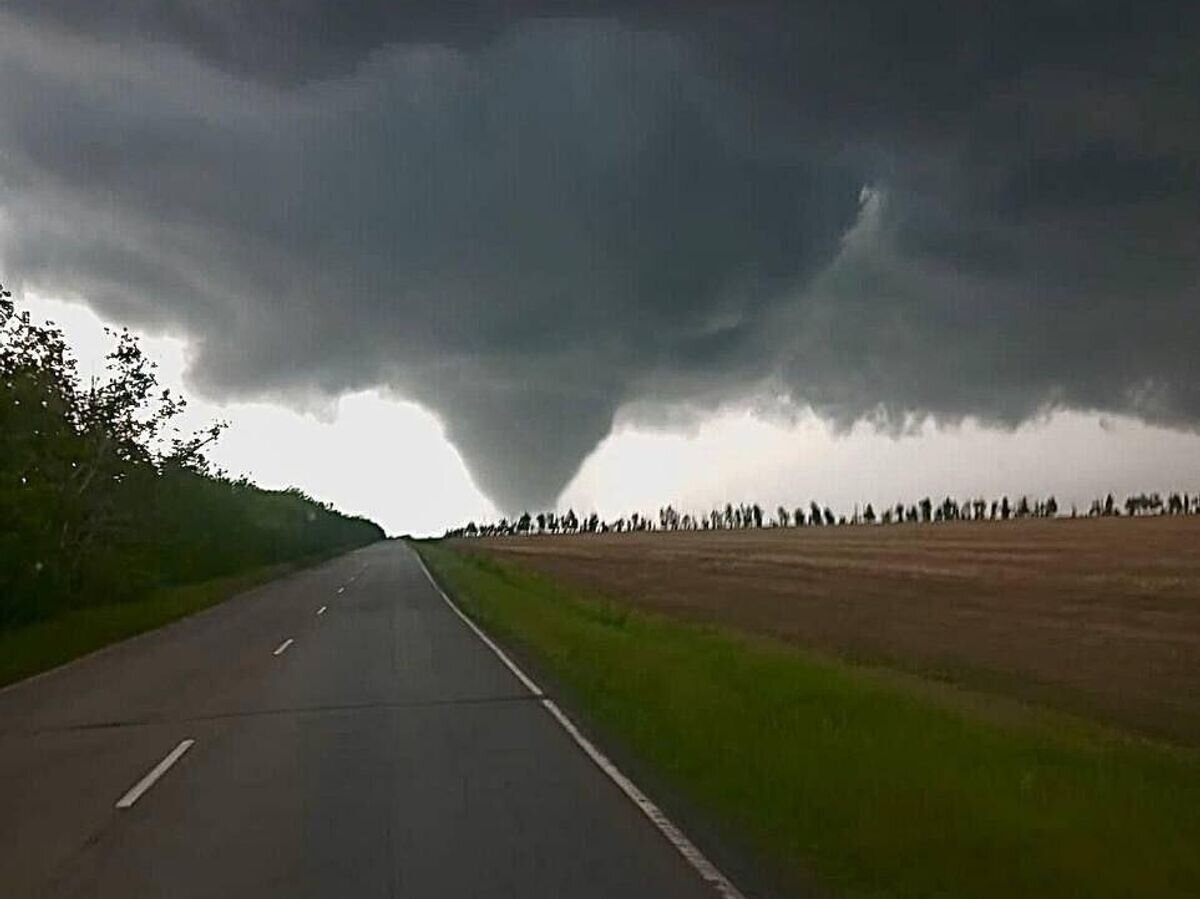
[0,555,331,688]
[417,541,1200,899]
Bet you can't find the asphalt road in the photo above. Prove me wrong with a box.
[0,542,720,898]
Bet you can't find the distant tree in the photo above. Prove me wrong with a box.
[919,497,932,522]
[940,497,959,521]
[823,507,835,526]
[777,506,790,527]
[863,503,876,524]
[810,501,823,526]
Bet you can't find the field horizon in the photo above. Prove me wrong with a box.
[420,533,1200,898]
[457,514,1200,746]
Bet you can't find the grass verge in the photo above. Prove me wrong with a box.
[417,541,1200,899]
[0,553,336,688]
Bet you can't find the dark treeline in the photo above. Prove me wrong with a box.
[1,283,382,628]
[447,492,1200,539]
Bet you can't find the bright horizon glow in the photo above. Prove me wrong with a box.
[563,409,1200,523]
[20,292,498,536]
[21,292,1200,537]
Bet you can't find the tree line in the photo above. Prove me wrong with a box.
[446,492,1200,539]
[1,282,383,629]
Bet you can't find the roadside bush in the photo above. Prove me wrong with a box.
[0,282,382,628]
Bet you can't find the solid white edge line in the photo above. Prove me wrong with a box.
[415,555,544,698]
[115,739,195,809]
[540,698,746,899]
[317,605,327,616]
[273,638,294,656]
[412,550,747,899]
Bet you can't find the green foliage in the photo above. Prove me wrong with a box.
[0,282,382,628]
[419,543,1200,899]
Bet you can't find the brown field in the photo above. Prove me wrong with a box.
[458,516,1200,744]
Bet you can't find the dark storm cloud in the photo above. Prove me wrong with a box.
[1,4,1197,512]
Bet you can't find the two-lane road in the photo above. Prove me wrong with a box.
[0,542,724,897]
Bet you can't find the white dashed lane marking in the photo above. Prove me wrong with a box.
[115,740,195,809]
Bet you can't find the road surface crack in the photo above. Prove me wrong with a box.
[11,693,544,735]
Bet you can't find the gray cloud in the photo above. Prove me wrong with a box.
[0,4,1197,512]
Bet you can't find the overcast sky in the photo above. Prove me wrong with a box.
[3,4,1198,533]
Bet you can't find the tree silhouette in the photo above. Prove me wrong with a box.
[1,282,379,627]
[919,497,932,523]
